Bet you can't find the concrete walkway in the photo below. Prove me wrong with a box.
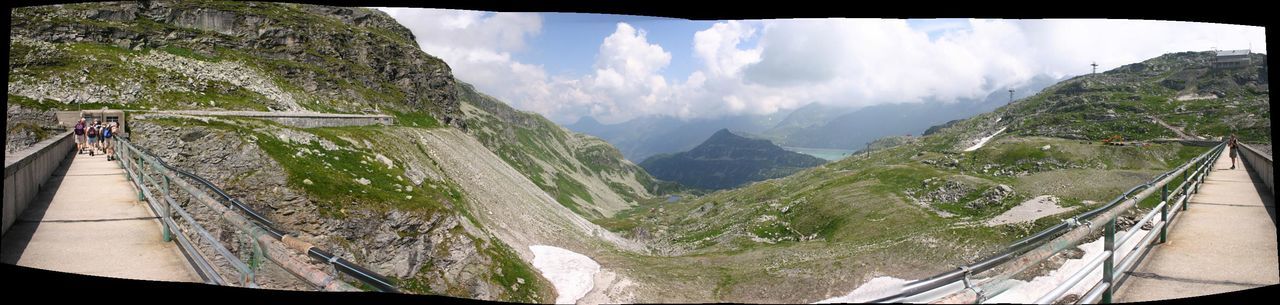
[1,151,198,282]
[1114,152,1278,302]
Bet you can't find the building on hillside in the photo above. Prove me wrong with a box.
[56,109,127,131]
[1211,49,1251,70]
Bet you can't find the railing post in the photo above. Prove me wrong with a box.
[1103,218,1116,304]
[1183,172,1191,212]
[1160,185,1168,243]
[162,175,172,242]
[136,154,146,201]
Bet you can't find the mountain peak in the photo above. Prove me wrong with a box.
[709,128,737,139]
[571,116,602,128]
[641,128,825,190]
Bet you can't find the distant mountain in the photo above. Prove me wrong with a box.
[768,102,857,132]
[639,129,826,190]
[571,75,1063,162]
[567,111,790,162]
[771,74,1063,151]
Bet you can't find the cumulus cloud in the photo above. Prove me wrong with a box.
[691,19,1265,118]
[588,23,673,121]
[377,10,1266,125]
[375,8,553,113]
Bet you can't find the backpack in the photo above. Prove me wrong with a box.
[74,122,85,135]
[87,126,98,137]
[102,126,112,138]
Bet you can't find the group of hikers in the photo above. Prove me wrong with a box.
[73,117,119,160]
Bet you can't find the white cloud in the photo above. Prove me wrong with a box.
[377,10,1266,125]
[375,7,553,115]
[693,20,762,78]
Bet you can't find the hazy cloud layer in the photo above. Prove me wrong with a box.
[376,10,1266,124]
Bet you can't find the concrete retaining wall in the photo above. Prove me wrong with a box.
[3,131,75,236]
[148,110,393,128]
[260,116,393,128]
[1239,143,1273,195]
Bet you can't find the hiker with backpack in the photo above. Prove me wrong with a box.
[103,122,116,161]
[86,119,100,156]
[74,118,87,154]
[94,121,107,154]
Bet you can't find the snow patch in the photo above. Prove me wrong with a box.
[815,276,911,303]
[530,245,601,304]
[985,195,1077,226]
[964,127,1007,152]
[984,224,1150,303]
[1175,92,1217,101]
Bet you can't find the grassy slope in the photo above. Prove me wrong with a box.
[138,115,553,302]
[455,82,678,218]
[999,51,1270,142]
[584,52,1256,302]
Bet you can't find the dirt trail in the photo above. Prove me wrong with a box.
[1147,115,1199,140]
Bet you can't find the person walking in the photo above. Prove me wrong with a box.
[1228,134,1239,170]
[74,118,87,154]
[86,119,100,156]
[103,122,116,161]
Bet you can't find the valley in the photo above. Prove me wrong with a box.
[6,2,1269,304]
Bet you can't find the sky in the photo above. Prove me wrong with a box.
[375,8,1266,125]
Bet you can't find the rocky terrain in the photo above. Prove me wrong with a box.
[588,50,1264,303]
[10,1,463,126]
[457,82,674,219]
[5,103,62,153]
[991,51,1268,143]
[8,1,1269,304]
[9,2,553,301]
[128,110,545,300]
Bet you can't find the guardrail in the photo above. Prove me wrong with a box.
[3,131,74,236]
[1041,142,1224,304]
[114,136,397,292]
[868,141,1226,304]
[1238,143,1273,195]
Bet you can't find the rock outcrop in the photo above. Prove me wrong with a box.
[5,104,62,153]
[128,118,512,299]
[10,1,463,127]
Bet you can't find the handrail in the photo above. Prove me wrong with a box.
[868,140,1226,303]
[1040,142,1222,304]
[127,143,398,293]
[113,136,399,292]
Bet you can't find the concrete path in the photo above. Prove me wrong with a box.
[1,151,198,282]
[1114,151,1278,302]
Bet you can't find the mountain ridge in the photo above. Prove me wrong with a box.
[640,129,826,190]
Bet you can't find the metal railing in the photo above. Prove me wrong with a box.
[868,140,1227,304]
[1043,141,1223,304]
[113,136,398,292]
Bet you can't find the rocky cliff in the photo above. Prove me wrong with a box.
[10,1,462,127]
[9,2,553,301]
[5,101,62,153]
